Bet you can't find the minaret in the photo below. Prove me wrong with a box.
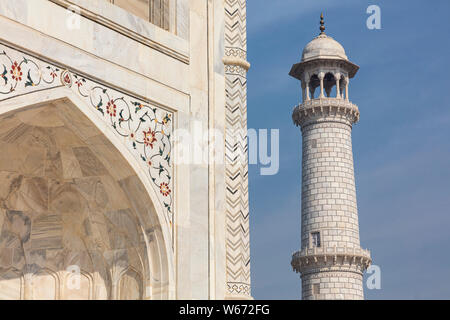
[290,14,372,300]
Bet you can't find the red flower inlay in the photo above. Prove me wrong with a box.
[143,129,157,149]
[106,100,117,117]
[159,182,171,197]
[63,73,71,86]
[10,61,22,81]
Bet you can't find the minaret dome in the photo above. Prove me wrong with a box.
[290,14,359,104]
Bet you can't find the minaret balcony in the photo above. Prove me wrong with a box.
[292,97,360,127]
[291,245,372,274]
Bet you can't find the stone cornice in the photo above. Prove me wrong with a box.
[292,98,360,127]
[290,58,359,81]
[291,246,372,274]
[49,0,189,64]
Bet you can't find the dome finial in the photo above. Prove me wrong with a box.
[320,12,326,35]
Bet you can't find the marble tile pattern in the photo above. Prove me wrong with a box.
[0,43,174,242]
[0,102,168,299]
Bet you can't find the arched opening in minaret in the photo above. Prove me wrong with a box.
[0,99,170,300]
[309,74,320,99]
[324,72,337,98]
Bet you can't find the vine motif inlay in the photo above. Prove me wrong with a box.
[0,50,61,94]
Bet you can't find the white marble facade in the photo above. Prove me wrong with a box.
[0,0,251,300]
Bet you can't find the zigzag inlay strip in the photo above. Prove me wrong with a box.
[224,0,251,298]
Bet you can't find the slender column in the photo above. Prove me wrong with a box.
[111,282,118,300]
[301,82,306,102]
[345,77,349,101]
[23,273,32,300]
[335,73,341,98]
[318,72,324,98]
[305,81,310,101]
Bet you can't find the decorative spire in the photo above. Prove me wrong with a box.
[320,12,326,35]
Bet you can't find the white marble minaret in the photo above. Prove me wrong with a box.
[290,14,372,300]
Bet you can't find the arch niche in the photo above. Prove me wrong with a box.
[0,96,171,300]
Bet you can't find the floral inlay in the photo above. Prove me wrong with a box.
[1,49,61,93]
[0,44,175,243]
[143,128,157,148]
[106,99,117,117]
[10,61,23,82]
[72,74,174,228]
[159,182,171,197]
[62,72,72,87]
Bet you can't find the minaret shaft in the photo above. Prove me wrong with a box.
[301,121,360,251]
[291,99,371,300]
[298,107,366,300]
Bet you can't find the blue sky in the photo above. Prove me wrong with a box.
[247,0,450,299]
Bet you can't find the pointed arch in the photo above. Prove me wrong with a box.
[62,268,94,300]
[0,87,175,299]
[117,267,144,300]
[32,268,60,300]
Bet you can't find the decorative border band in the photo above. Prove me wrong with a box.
[292,98,360,127]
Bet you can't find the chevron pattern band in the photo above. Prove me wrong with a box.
[224,0,251,299]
